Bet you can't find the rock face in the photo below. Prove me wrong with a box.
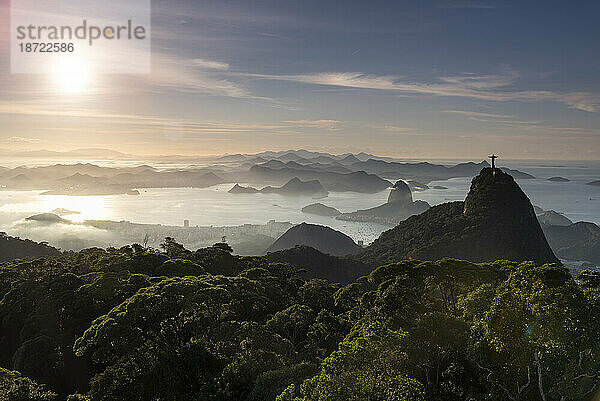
[301,203,341,216]
[266,223,361,256]
[357,168,559,266]
[387,180,412,204]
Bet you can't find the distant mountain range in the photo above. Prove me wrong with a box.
[246,164,391,193]
[0,163,225,195]
[229,178,328,197]
[219,149,381,163]
[0,150,535,196]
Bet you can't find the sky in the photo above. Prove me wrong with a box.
[0,0,599,160]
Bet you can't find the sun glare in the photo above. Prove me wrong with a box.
[40,195,109,222]
[52,56,92,93]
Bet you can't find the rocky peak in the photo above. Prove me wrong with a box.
[464,167,535,223]
[387,180,413,204]
[358,168,559,266]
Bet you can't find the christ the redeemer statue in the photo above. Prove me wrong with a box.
[488,154,498,169]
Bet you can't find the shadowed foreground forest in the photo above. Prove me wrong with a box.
[1,239,599,401]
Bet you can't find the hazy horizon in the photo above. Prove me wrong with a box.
[1,1,599,160]
[4,147,600,165]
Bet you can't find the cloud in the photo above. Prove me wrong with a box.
[438,71,518,90]
[284,120,340,131]
[441,110,542,125]
[244,71,600,112]
[189,59,230,70]
[442,110,514,119]
[379,126,418,133]
[0,100,289,135]
[1,50,280,104]
[7,136,42,143]
[0,51,257,101]
[146,53,250,98]
[442,110,597,135]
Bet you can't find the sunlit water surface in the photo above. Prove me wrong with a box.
[0,160,598,246]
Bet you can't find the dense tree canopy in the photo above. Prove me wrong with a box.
[0,240,598,400]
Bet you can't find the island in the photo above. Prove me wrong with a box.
[228,184,259,194]
[337,180,430,225]
[301,203,341,216]
[51,208,81,216]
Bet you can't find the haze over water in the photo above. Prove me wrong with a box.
[1,159,598,248]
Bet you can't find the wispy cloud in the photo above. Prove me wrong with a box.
[244,71,600,112]
[441,110,542,125]
[442,109,597,135]
[0,100,288,134]
[6,136,42,143]
[284,120,341,131]
[146,53,251,98]
[189,59,230,71]
[378,126,418,133]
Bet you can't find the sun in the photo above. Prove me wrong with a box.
[52,56,92,93]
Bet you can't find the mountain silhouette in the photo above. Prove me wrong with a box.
[358,168,559,266]
[266,223,361,256]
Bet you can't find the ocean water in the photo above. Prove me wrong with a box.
[0,160,598,246]
[0,184,391,245]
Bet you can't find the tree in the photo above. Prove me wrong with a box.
[74,275,307,400]
[212,242,233,253]
[278,322,422,401]
[0,368,57,401]
[160,237,192,259]
[462,263,600,400]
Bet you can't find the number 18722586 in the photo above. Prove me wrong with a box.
[19,43,74,52]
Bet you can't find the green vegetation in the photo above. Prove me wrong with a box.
[0,232,61,263]
[0,239,598,400]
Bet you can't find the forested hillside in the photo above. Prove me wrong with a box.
[0,232,61,262]
[358,168,559,266]
[1,238,598,401]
